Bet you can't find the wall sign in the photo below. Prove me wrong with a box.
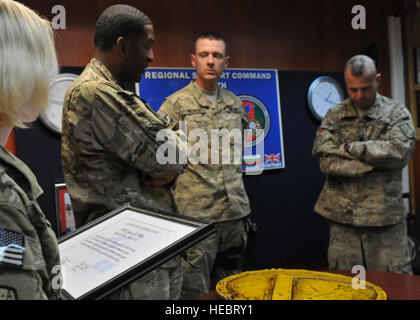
[137,68,285,172]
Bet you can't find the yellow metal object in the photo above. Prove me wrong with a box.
[216,269,387,300]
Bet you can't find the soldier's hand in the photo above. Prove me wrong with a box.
[339,144,345,152]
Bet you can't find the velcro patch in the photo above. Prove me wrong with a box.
[398,123,416,139]
[0,229,25,267]
[0,287,17,300]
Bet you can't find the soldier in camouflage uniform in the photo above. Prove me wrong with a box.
[61,5,185,299]
[158,32,251,299]
[0,0,61,299]
[313,55,416,274]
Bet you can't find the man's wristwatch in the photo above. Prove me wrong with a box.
[344,141,351,153]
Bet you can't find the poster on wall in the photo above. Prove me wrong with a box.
[137,67,285,173]
[55,183,76,236]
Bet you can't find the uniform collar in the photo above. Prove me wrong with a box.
[363,94,382,120]
[0,146,43,199]
[339,94,382,120]
[89,58,120,86]
[189,81,235,108]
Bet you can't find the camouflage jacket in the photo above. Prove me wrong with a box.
[0,146,60,300]
[158,81,251,222]
[62,58,184,227]
[312,94,416,227]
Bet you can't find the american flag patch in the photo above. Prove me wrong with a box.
[0,229,25,267]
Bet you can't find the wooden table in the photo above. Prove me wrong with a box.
[328,270,420,300]
[199,270,420,300]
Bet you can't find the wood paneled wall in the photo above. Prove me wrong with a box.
[23,0,402,97]
[24,0,415,209]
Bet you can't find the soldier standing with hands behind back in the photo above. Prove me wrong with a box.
[158,32,251,299]
[313,55,416,274]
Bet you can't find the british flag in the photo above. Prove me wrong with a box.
[264,153,281,164]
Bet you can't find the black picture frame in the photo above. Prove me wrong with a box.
[58,203,215,300]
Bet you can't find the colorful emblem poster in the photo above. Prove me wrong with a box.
[137,68,285,172]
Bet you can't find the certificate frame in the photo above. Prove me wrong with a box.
[58,204,215,300]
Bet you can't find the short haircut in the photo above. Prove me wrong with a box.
[94,4,153,52]
[345,55,377,78]
[194,31,227,54]
[0,0,58,128]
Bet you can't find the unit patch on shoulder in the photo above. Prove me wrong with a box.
[0,229,25,267]
[398,123,416,139]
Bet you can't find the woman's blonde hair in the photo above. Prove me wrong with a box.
[0,0,58,127]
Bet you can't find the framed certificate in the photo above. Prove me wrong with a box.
[58,204,215,300]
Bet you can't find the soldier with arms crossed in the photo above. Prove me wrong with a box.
[313,55,416,273]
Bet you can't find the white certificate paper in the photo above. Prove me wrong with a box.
[59,208,197,299]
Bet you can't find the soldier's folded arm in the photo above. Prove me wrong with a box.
[0,205,49,300]
[90,90,184,180]
[346,108,416,170]
[318,154,374,177]
[313,123,373,177]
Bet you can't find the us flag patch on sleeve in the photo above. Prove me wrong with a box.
[0,229,25,267]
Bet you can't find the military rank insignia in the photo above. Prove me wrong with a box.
[0,229,25,267]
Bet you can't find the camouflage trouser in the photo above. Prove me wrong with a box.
[180,218,249,300]
[106,255,183,300]
[328,220,415,274]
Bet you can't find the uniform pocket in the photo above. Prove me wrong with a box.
[386,237,415,274]
[363,120,389,140]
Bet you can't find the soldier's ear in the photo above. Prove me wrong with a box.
[225,56,230,68]
[115,36,128,58]
[191,54,197,68]
[376,73,381,86]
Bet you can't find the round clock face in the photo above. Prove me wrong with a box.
[307,76,344,121]
[40,73,78,134]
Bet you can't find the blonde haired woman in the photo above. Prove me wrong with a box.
[0,0,60,299]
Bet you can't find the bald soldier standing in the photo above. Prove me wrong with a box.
[313,55,416,273]
[61,5,185,299]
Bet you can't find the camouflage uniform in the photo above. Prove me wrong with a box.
[0,146,60,300]
[158,81,251,299]
[61,58,185,299]
[313,94,416,273]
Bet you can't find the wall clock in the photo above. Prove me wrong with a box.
[307,76,344,121]
[39,73,78,134]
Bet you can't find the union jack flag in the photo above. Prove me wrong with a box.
[264,153,281,164]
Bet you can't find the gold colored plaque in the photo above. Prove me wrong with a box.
[216,269,387,300]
